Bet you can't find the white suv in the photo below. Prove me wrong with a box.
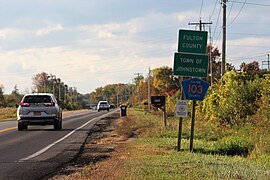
[17,93,62,131]
[97,101,110,112]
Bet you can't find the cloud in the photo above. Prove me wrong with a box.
[36,23,64,36]
[0,28,25,38]
[227,37,270,68]
[0,10,193,93]
[176,11,197,22]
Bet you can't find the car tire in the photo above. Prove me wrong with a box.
[59,118,62,130]
[18,123,26,131]
[98,109,100,112]
[54,120,61,130]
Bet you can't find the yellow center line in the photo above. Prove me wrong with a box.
[0,127,17,133]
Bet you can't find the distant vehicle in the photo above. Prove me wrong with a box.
[97,101,110,112]
[17,93,62,131]
[110,104,116,109]
[92,105,97,110]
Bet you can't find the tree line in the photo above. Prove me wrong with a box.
[1,45,269,121]
[0,72,88,110]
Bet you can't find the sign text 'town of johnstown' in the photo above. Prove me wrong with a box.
[174,29,209,78]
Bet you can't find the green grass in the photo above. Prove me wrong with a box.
[120,108,270,179]
[125,149,270,179]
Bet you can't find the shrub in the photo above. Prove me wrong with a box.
[201,71,261,126]
[215,136,254,157]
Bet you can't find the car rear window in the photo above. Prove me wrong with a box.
[100,102,108,105]
[23,95,52,103]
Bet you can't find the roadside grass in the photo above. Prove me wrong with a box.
[119,108,270,179]
[0,108,17,122]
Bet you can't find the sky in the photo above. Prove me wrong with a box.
[0,0,270,94]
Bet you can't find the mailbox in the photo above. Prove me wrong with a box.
[151,96,165,107]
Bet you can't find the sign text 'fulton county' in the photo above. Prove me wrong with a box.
[178,29,208,54]
[173,52,209,77]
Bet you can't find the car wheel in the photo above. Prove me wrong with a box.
[54,120,61,130]
[98,109,100,112]
[107,109,109,112]
[18,123,26,131]
[59,118,62,130]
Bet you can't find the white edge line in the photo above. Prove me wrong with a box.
[19,111,115,162]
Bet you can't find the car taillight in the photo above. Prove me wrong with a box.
[44,102,55,106]
[20,102,30,107]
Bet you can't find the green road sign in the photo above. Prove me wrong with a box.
[178,29,208,54]
[173,52,209,77]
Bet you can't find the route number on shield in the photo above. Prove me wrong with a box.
[188,84,203,95]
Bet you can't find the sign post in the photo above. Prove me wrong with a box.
[174,29,209,152]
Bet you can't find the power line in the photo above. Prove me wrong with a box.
[212,4,222,45]
[229,54,266,61]
[228,44,270,49]
[227,32,270,37]
[227,0,248,27]
[228,1,270,7]
[199,0,204,19]
[210,0,219,20]
[227,0,235,20]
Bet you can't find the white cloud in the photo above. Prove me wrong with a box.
[176,11,197,22]
[0,28,25,38]
[36,23,64,36]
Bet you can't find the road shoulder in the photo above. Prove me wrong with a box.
[49,111,135,179]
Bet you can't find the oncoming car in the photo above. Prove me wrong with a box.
[97,101,110,112]
[17,93,62,131]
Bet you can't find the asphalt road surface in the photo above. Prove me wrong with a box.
[0,109,115,180]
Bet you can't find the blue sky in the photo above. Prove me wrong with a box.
[0,0,270,94]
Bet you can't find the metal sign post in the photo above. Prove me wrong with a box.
[190,100,196,152]
[174,29,209,152]
[177,77,184,151]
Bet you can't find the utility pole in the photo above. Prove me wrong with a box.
[148,67,151,112]
[221,0,227,76]
[188,19,212,31]
[134,73,142,104]
[209,23,213,85]
[189,19,213,85]
[188,19,211,152]
[262,54,270,71]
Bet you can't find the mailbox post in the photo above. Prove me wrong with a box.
[151,96,166,128]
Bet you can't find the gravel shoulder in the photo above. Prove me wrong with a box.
[49,111,135,179]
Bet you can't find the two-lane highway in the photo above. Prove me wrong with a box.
[0,109,115,179]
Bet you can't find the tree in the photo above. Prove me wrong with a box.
[5,85,23,107]
[240,61,260,76]
[133,75,144,86]
[152,66,180,95]
[32,72,49,93]
[206,45,234,83]
[0,85,6,107]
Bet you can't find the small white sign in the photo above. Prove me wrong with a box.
[176,100,188,118]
